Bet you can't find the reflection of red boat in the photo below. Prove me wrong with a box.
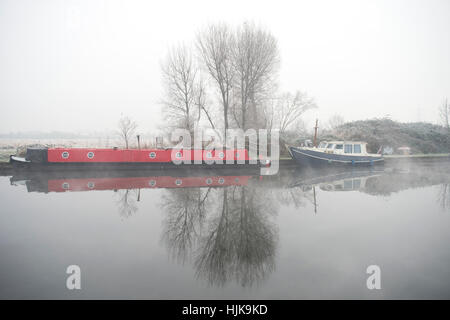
[10,170,256,193]
[10,147,258,170]
[48,175,251,192]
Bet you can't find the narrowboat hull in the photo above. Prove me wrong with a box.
[9,148,262,171]
[9,159,261,171]
[288,146,384,167]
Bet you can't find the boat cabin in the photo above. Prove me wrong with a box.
[316,141,371,156]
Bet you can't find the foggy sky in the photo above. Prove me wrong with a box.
[1,0,449,135]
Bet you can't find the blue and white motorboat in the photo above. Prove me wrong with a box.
[288,141,384,167]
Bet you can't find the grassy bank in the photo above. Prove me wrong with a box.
[319,118,450,154]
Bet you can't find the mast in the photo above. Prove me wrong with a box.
[313,119,319,147]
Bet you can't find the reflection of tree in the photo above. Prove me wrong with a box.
[228,187,277,287]
[195,186,278,287]
[115,189,139,218]
[194,188,233,285]
[275,186,314,209]
[161,185,278,287]
[438,184,450,211]
[161,188,212,264]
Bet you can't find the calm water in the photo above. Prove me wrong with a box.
[1,163,450,299]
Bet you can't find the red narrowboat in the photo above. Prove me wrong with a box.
[10,147,262,171]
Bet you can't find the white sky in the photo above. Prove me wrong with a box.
[1,0,449,134]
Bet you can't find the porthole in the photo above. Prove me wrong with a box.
[87,182,95,189]
[149,180,156,187]
[175,179,182,186]
[149,152,156,159]
[61,151,69,159]
[234,178,239,183]
[219,152,225,158]
[206,178,213,185]
[218,178,225,184]
[62,182,70,189]
[206,151,212,158]
[87,152,94,159]
[175,152,182,158]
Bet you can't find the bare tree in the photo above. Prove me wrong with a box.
[439,98,449,131]
[194,77,217,130]
[266,91,317,136]
[196,23,235,140]
[117,115,138,149]
[327,114,345,130]
[232,22,279,130]
[161,44,207,134]
[160,22,316,143]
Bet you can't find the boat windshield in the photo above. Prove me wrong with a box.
[326,143,335,149]
[318,142,327,148]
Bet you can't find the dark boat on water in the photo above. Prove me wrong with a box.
[288,140,384,167]
[10,147,262,171]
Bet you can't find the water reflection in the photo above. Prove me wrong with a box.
[195,187,277,287]
[7,163,450,288]
[115,189,140,219]
[10,170,254,193]
[289,166,450,212]
[161,184,278,286]
[438,183,450,210]
[161,187,211,263]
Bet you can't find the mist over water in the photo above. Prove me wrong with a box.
[1,162,450,299]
